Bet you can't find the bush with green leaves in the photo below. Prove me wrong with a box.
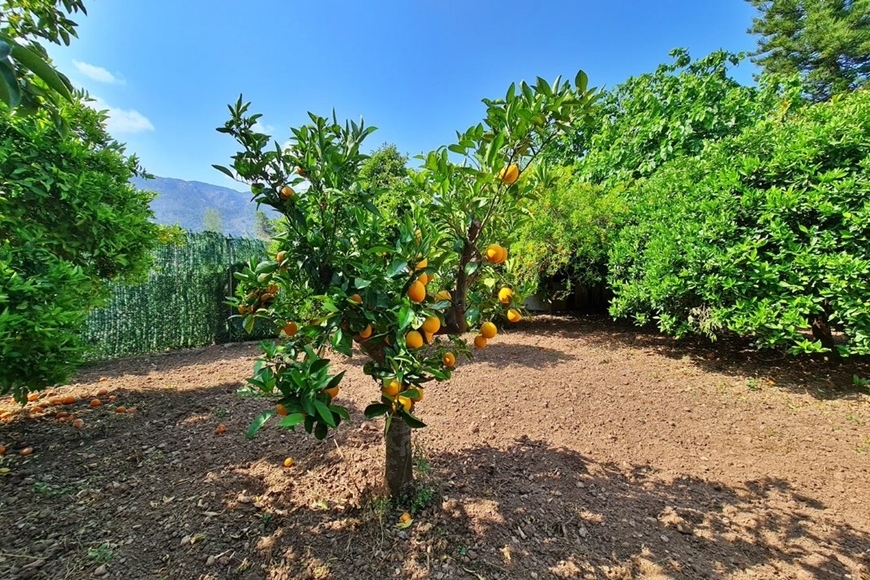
[512,165,626,294]
[0,95,160,401]
[608,88,870,355]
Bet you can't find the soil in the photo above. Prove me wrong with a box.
[1,315,869,580]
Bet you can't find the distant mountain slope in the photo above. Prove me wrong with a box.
[133,176,272,238]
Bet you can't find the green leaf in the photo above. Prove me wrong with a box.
[278,412,306,428]
[364,403,391,419]
[245,409,276,439]
[7,41,72,102]
[314,421,328,440]
[330,405,350,420]
[212,164,235,179]
[398,305,415,330]
[313,398,336,427]
[400,412,427,429]
[353,277,372,289]
[0,60,21,108]
[243,315,255,334]
[309,358,330,375]
[325,371,345,390]
[387,259,408,278]
[464,261,479,276]
[574,70,588,93]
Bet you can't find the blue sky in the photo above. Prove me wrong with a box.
[48,0,761,189]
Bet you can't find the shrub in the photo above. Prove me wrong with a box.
[608,89,870,355]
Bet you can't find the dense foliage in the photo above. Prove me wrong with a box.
[515,51,788,298]
[608,89,870,355]
[0,0,84,113]
[0,96,160,401]
[747,0,870,102]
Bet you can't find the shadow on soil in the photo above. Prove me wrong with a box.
[3,379,867,579]
[521,314,870,401]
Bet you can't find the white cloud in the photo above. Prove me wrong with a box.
[73,60,124,84]
[89,96,155,134]
[252,120,275,135]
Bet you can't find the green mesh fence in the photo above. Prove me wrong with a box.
[82,232,276,361]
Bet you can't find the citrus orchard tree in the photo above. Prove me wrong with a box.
[215,72,597,497]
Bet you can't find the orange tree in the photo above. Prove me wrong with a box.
[214,72,597,498]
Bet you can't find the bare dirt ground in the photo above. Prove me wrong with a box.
[1,315,869,580]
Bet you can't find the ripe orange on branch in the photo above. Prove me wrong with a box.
[498,164,520,185]
[407,281,426,303]
[382,380,401,398]
[280,186,295,200]
[498,287,514,304]
[507,308,522,323]
[474,335,488,349]
[283,321,299,337]
[422,316,441,334]
[442,352,456,367]
[406,331,424,349]
[480,321,497,339]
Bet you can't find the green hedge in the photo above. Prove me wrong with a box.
[82,232,275,361]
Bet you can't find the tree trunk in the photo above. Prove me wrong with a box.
[811,298,839,360]
[385,417,414,499]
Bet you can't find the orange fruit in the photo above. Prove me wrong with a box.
[498,164,519,185]
[116,406,127,414]
[108,395,117,402]
[435,290,451,302]
[283,457,294,468]
[485,244,503,263]
[382,380,401,398]
[497,245,509,264]
[416,257,428,270]
[397,396,413,413]
[127,407,138,414]
[498,287,514,304]
[507,308,522,323]
[96,389,108,397]
[474,335,488,349]
[407,281,426,303]
[27,392,39,402]
[72,418,84,428]
[276,403,289,417]
[215,424,227,435]
[422,316,441,334]
[20,447,33,457]
[405,331,424,349]
[409,387,424,402]
[283,321,298,337]
[56,411,69,420]
[47,396,63,405]
[350,293,363,304]
[63,394,78,405]
[417,273,429,286]
[0,445,6,455]
[295,165,306,177]
[30,406,44,414]
[399,511,412,523]
[480,321,497,339]
[276,250,287,263]
[442,352,456,367]
[358,324,373,339]
[280,186,295,200]
[423,331,434,344]
[323,386,340,399]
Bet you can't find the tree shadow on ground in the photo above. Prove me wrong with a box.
[423,437,869,579]
[521,314,870,401]
[474,342,576,370]
[2,378,868,579]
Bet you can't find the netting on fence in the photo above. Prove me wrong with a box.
[82,232,276,361]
